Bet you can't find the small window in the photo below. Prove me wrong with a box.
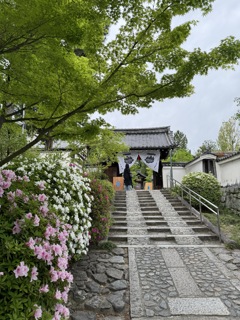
[203,159,216,177]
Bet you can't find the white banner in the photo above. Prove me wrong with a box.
[118,152,139,174]
[118,150,160,173]
[139,150,160,172]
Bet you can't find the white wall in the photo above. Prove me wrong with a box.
[185,159,202,174]
[216,154,240,186]
[162,166,186,188]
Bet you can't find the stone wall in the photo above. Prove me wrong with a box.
[221,184,240,215]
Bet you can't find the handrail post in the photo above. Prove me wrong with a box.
[166,177,221,243]
[189,191,192,213]
[199,195,202,222]
[216,207,222,242]
[170,149,173,188]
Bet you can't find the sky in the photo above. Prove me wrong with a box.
[96,0,240,154]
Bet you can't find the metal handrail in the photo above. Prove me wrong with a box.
[167,175,221,241]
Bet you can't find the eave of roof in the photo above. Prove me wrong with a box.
[114,126,174,149]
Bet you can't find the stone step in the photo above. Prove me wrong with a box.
[112,211,127,216]
[192,226,213,233]
[145,221,168,226]
[173,206,190,211]
[142,212,163,216]
[113,207,127,212]
[169,201,184,205]
[114,195,126,199]
[185,220,204,225]
[112,222,127,227]
[176,211,192,216]
[143,216,165,220]
[141,207,159,212]
[114,205,127,211]
[139,202,157,206]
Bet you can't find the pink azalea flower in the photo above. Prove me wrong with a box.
[58,232,67,243]
[12,220,21,234]
[13,261,29,278]
[34,245,44,259]
[0,272,4,276]
[7,191,15,202]
[33,215,40,226]
[34,305,42,319]
[38,194,48,202]
[40,205,49,216]
[23,196,29,203]
[55,304,70,317]
[16,189,23,197]
[37,181,46,190]
[23,175,30,182]
[2,181,11,189]
[50,267,59,282]
[57,257,68,270]
[39,284,49,293]
[52,244,63,256]
[2,169,16,180]
[30,266,38,282]
[55,289,62,300]
[61,290,68,303]
[45,226,56,240]
[26,237,35,249]
[25,212,33,219]
[43,251,54,265]
[55,219,61,227]
[53,313,61,320]
[0,187,4,197]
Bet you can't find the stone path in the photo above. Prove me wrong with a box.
[68,190,240,320]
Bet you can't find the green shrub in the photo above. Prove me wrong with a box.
[89,178,115,244]
[0,169,72,319]
[182,172,221,207]
[6,157,93,260]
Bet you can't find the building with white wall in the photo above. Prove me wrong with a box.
[162,152,240,188]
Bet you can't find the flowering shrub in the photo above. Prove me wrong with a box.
[9,157,93,259]
[182,172,221,207]
[89,179,115,244]
[0,169,72,319]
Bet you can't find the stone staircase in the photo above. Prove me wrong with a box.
[109,189,220,246]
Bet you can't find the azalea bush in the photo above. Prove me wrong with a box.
[8,157,93,259]
[182,172,221,207]
[0,169,72,319]
[89,178,115,244]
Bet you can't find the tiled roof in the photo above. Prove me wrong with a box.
[114,127,174,150]
[215,151,240,162]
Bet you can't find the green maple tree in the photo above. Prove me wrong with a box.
[1,0,240,166]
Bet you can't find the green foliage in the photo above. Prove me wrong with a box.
[146,166,153,182]
[81,128,128,169]
[1,0,240,166]
[0,124,27,162]
[195,140,217,156]
[182,172,221,207]
[165,148,194,162]
[6,156,93,259]
[0,169,72,319]
[174,130,188,150]
[89,178,115,244]
[129,161,153,186]
[217,114,240,151]
[204,207,240,249]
